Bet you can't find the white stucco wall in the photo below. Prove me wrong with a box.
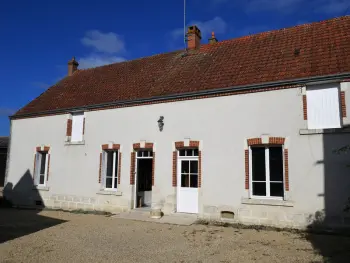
[5,82,350,228]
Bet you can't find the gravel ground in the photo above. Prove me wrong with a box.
[1,209,350,263]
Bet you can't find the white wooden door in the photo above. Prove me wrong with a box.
[177,158,199,213]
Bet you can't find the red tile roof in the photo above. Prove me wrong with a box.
[15,16,350,117]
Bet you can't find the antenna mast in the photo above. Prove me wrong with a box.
[184,0,187,50]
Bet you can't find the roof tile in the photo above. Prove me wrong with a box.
[15,16,350,116]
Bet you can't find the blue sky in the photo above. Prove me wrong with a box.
[0,0,349,135]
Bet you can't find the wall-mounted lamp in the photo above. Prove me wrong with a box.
[157,116,164,132]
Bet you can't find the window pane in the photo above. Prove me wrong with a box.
[39,175,45,185]
[181,174,189,187]
[252,182,266,196]
[106,177,113,188]
[181,161,189,173]
[270,183,284,197]
[137,151,142,157]
[269,147,283,182]
[114,177,118,189]
[40,153,47,175]
[187,149,193,156]
[106,152,113,178]
[190,174,198,188]
[149,151,153,157]
[179,150,186,156]
[252,147,266,181]
[190,161,198,174]
[193,149,199,156]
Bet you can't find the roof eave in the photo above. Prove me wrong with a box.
[11,72,350,120]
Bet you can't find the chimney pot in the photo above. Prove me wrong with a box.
[187,25,201,50]
[68,57,79,76]
[209,31,218,44]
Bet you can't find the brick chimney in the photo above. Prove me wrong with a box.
[68,57,79,76]
[208,32,218,44]
[187,25,201,50]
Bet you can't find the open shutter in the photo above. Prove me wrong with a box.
[33,154,37,181]
[66,119,72,136]
[33,153,40,185]
[99,152,107,187]
[118,152,122,185]
[46,154,51,181]
[99,153,102,183]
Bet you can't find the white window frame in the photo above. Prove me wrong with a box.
[249,145,285,200]
[177,152,199,188]
[35,151,49,186]
[71,112,85,142]
[103,150,118,190]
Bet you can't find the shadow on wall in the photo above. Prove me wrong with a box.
[306,126,350,262]
[0,148,7,187]
[0,169,66,244]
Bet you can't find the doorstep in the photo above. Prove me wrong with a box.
[112,210,198,226]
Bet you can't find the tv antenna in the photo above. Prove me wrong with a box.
[184,0,187,51]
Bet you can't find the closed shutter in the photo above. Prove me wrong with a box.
[307,85,341,129]
[71,113,84,142]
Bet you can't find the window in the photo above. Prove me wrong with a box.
[179,149,198,157]
[103,150,118,189]
[306,84,341,129]
[178,149,199,188]
[250,146,284,198]
[35,151,48,186]
[71,112,84,142]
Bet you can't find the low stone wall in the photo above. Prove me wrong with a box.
[41,193,130,213]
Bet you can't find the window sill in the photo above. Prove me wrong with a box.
[241,198,294,207]
[65,140,85,146]
[300,128,350,135]
[96,190,122,196]
[33,185,50,191]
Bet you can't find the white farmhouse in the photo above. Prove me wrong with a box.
[5,16,350,228]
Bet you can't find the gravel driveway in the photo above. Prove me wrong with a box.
[1,209,350,263]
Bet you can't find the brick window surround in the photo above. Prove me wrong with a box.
[173,141,202,188]
[130,142,155,186]
[99,144,122,185]
[302,90,347,120]
[245,137,289,192]
[34,146,51,182]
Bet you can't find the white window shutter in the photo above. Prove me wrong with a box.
[101,152,107,188]
[71,113,84,142]
[307,85,341,129]
[34,153,41,185]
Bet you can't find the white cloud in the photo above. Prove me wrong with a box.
[79,30,127,69]
[172,17,227,41]
[81,30,125,54]
[79,54,126,69]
